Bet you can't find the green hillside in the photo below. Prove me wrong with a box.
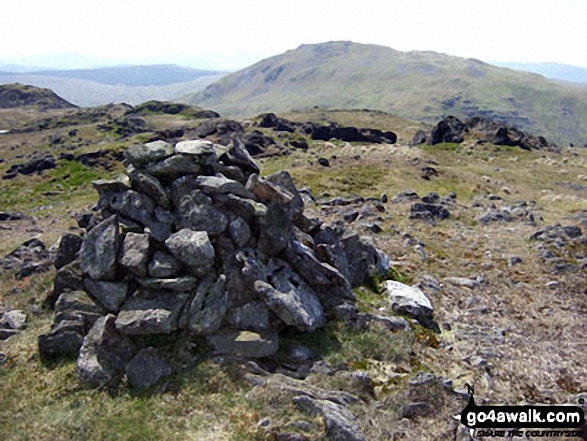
[186,41,587,145]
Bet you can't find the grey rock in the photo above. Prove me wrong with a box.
[385,280,434,320]
[55,290,106,315]
[226,301,270,331]
[238,249,325,332]
[444,277,479,289]
[266,170,304,216]
[84,279,128,313]
[4,310,26,330]
[208,329,279,358]
[77,314,136,388]
[91,178,130,194]
[165,229,215,268]
[124,141,174,168]
[246,174,293,205]
[115,291,189,335]
[128,170,169,208]
[0,328,18,340]
[283,239,354,308]
[187,275,227,335]
[228,217,252,248]
[356,313,410,331]
[137,276,198,291]
[340,232,370,286]
[125,347,172,390]
[49,259,85,307]
[175,140,217,165]
[118,232,150,277]
[294,396,365,441]
[80,215,121,281]
[148,251,181,278]
[215,193,267,222]
[146,154,201,179]
[38,325,84,357]
[110,190,155,227]
[54,233,83,270]
[195,175,249,196]
[175,189,228,236]
[220,136,260,175]
[258,202,293,257]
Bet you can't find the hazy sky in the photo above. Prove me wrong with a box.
[2,0,587,70]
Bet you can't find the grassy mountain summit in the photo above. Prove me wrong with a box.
[186,41,587,145]
[0,83,76,110]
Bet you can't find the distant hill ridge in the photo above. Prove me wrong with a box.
[0,84,76,110]
[186,41,587,145]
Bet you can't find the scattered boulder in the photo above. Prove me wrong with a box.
[385,281,434,324]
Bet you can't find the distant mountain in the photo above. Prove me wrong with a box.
[24,64,224,86]
[0,84,76,109]
[0,65,227,107]
[185,41,587,145]
[491,62,587,84]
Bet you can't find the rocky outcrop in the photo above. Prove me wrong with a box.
[39,137,390,389]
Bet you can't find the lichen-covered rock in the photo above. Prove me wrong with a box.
[187,275,227,335]
[79,215,121,281]
[124,140,174,168]
[84,279,128,313]
[54,233,83,270]
[118,232,150,277]
[164,229,215,268]
[385,281,434,320]
[77,314,136,388]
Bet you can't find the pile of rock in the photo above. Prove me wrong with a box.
[531,224,587,273]
[38,137,389,389]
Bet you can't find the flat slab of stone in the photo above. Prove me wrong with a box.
[137,276,199,292]
[124,141,174,168]
[174,140,217,165]
[208,329,278,358]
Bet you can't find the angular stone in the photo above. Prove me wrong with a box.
[77,314,136,388]
[226,301,270,331]
[137,276,199,292]
[55,290,106,315]
[91,178,130,194]
[165,229,215,268]
[266,170,304,215]
[84,279,128,313]
[237,249,324,332]
[4,310,26,330]
[258,202,293,257]
[228,216,251,248]
[175,140,217,165]
[246,174,294,204]
[48,259,85,308]
[110,190,155,227]
[38,326,84,357]
[195,175,249,197]
[125,347,172,390]
[118,232,150,277]
[385,281,434,320]
[208,329,279,358]
[283,240,354,308]
[148,251,181,278]
[115,291,189,335]
[187,275,227,335]
[128,170,169,208]
[124,141,174,168]
[340,232,370,286]
[79,215,121,281]
[54,233,83,270]
[215,194,267,222]
[219,136,260,175]
[175,190,228,236]
[147,154,201,179]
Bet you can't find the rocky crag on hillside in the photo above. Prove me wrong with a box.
[0,84,77,110]
[37,137,422,392]
[413,115,555,150]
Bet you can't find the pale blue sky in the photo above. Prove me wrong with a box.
[2,0,587,69]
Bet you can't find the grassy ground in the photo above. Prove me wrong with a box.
[1,108,587,440]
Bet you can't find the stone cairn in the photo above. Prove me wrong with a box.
[38,137,388,389]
